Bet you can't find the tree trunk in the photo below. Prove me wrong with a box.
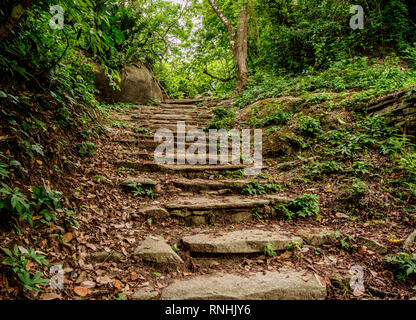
[233,5,248,92]
[207,0,248,92]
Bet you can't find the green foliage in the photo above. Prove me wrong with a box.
[2,245,50,291]
[127,182,155,199]
[77,141,95,156]
[275,194,320,219]
[263,243,276,257]
[31,187,62,225]
[252,0,416,74]
[0,183,76,228]
[0,183,32,226]
[386,252,416,281]
[223,169,245,179]
[241,180,282,196]
[113,293,127,300]
[297,116,322,137]
[335,232,357,251]
[207,107,236,130]
[249,107,291,128]
[235,57,416,108]
[304,160,344,179]
[341,178,368,198]
[132,126,152,136]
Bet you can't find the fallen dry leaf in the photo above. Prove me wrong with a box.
[74,286,91,297]
[114,280,122,290]
[130,271,138,281]
[63,232,73,243]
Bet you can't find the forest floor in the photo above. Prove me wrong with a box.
[1,97,416,300]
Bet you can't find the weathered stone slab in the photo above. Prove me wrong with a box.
[161,271,326,300]
[165,196,270,211]
[263,194,292,204]
[131,287,159,300]
[182,229,303,253]
[172,178,248,191]
[121,177,158,188]
[141,206,169,220]
[135,236,183,265]
[358,236,387,254]
[87,250,124,263]
[296,229,337,246]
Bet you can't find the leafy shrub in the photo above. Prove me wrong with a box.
[207,107,236,130]
[0,183,32,226]
[275,194,320,219]
[2,245,50,291]
[297,116,322,137]
[241,180,282,196]
[386,252,416,281]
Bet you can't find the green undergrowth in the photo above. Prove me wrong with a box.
[235,56,416,108]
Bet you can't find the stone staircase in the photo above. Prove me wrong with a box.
[109,99,328,300]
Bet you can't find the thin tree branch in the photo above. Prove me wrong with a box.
[203,68,232,82]
[207,0,235,47]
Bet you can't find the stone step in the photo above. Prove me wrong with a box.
[166,196,270,211]
[161,270,327,300]
[147,114,212,120]
[134,235,183,266]
[165,194,290,225]
[120,177,159,189]
[145,119,207,126]
[133,151,250,164]
[182,228,303,254]
[161,103,206,109]
[163,98,207,104]
[145,124,203,132]
[129,107,210,115]
[172,178,250,191]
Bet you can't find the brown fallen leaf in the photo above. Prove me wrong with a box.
[130,271,138,281]
[114,280,122,290]
[63,232,73,243]
[74,286,91,297]
[40,292,61,300]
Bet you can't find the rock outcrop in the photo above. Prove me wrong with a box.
[93,63,163,104]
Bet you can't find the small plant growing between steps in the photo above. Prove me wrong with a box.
[263,243,276,257]
[127,182,155,199]
[223,169,245,179]
[275,194,319,219]
[241,180,282,196]
[251,208,263,221]
[2,245,50,291]
[335,232,357,251]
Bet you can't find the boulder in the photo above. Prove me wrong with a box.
[93,63,163,104]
